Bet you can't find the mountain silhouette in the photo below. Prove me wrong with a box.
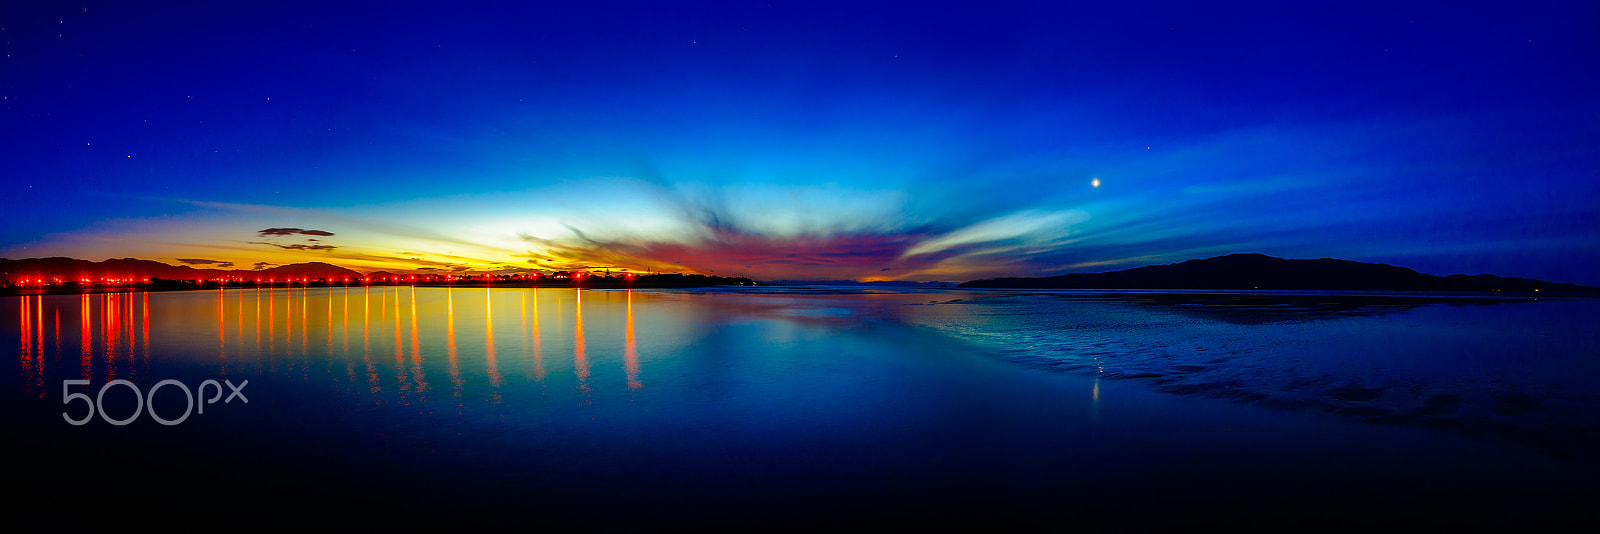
[0,257,360,282]
[253,262,363,279]
[762,280,953,288]
[959,253,1597,292]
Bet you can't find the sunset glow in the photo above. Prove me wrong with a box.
[3,2,1596,285]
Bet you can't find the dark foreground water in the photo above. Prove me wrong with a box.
[5,287,1598,528]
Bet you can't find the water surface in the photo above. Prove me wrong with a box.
[5,287,1597,528]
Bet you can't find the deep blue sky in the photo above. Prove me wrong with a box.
[3,1,1597,283]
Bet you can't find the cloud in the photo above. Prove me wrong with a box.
[902,209,1089,259]
[517,224,943,280]
[249,242,338,251]
[256,228,335,237]
[176,258,234,267]
[252,262,274,270]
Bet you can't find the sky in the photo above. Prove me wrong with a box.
[3,1,1597,283]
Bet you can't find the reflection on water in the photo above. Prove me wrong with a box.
[9,287,1600,460]
[8,288,656,410]
[17,292,154,392]
[626,290,640,389]
[5,287,1600,527]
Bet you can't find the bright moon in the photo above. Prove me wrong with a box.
[1091,178,1101,188]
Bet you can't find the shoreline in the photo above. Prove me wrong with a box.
[0,281,745,297]
[2,283,1587,300]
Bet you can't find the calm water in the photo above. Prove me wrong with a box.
[5,287,1598,527]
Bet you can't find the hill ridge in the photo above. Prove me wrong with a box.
[959,253,1597,292]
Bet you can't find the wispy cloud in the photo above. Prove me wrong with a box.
[176,258,235,268]
[902,209,1089,259]
[256,228,336,237]
[250,242,339,251]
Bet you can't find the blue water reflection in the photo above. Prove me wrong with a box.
[4,287,1597,528]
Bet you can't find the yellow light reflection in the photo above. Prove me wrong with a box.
[39,296,47,392]
[342,287,349,353]
[19,297,32,390]
[625,290,640,389]
[285,288,293,350]
[485,288,501,390]
[123,293,133,364]
[531,288,544,382]
[303,287,310,354]
[410,286,426,393]
[80,294,90,370]
[105,293,118,367]
[326,289,333,357]
[218,289,226,357]
[361,286,378,393]
[268,288,276,355]
[574,289,589,395]
[447,287,462,404]
[235,289,242,357]
[393,290,406,395]
[254,288,262,354]
[20,296,31,364]
[393,287,402,375]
